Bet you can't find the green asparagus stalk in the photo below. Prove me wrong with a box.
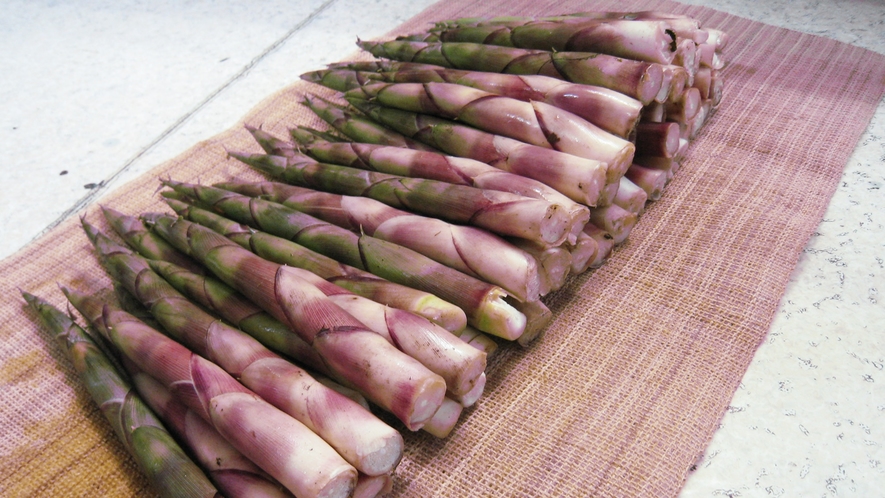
[22,291,221,498]
[216,179,543,302]
[304,64,643,138]
[62,287,358,498]
[81,219,405,476]
[344,82,635,180]
[100,205,206,276]
[91,213,327,374]
[337,98,607,207]
[145,258,388,410]
[229,149,573,247]
[356,39,665,105]
[158,196,466,332]
[123,365,293,498]
[142,213,450,430]
[304,93,437,151]
[277,126,591,242]
[424,18,678,65]
[433,11,709,44]
[145,259,328,374]
[157,183,526,340]
[146,260,476,434]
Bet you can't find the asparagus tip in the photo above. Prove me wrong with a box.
[226,150,254,163]
[79,214,101,244]
[161,197,190,215]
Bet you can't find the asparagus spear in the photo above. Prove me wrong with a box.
[124,366,293,498]
[81,219,405,476]
[549,12,709,44]
[147,259,478,432]
[102,204,464,333]
[304,93,437,151]
[142,213,450,430]
[100,205,206,276]
[229,149,573,247]
[344,82,635,180]
[159,197,466,333]
[356,39,665,105]
[216,179,543,302]
[158,182,526,340]
[22,291,221,498]
[424,18,678,65]
[278,126,591,242]
[62,287,358,498]
[433,11,708,44]
[303,65,643,138]
[160,196,465,333]
[338,98,607,207]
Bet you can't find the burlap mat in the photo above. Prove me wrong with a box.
[2,0,884,496]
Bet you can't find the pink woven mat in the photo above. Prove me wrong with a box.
[2,0,884,496]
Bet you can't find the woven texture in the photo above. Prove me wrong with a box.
[2,0,884,496]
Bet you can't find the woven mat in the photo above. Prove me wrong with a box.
[2,0,884,496]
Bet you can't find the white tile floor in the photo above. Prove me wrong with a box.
[2,0,883,496]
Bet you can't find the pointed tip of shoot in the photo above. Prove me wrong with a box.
[20,288,38,306]
[83,222,133,259]
[300,70,323,84]
[99,204,123,220]
[99,204,139,236]
[58,283,82,305]
[226,150,254,164]
[243,122,260,133]
[159,177,186,190]
[161,197,191,215]
[79,215,103,245]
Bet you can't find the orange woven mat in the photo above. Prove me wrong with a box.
[2,0,884,496]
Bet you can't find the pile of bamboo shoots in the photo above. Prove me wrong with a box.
[24,11,727,498]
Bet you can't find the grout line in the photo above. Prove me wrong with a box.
[30,0,339,239]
